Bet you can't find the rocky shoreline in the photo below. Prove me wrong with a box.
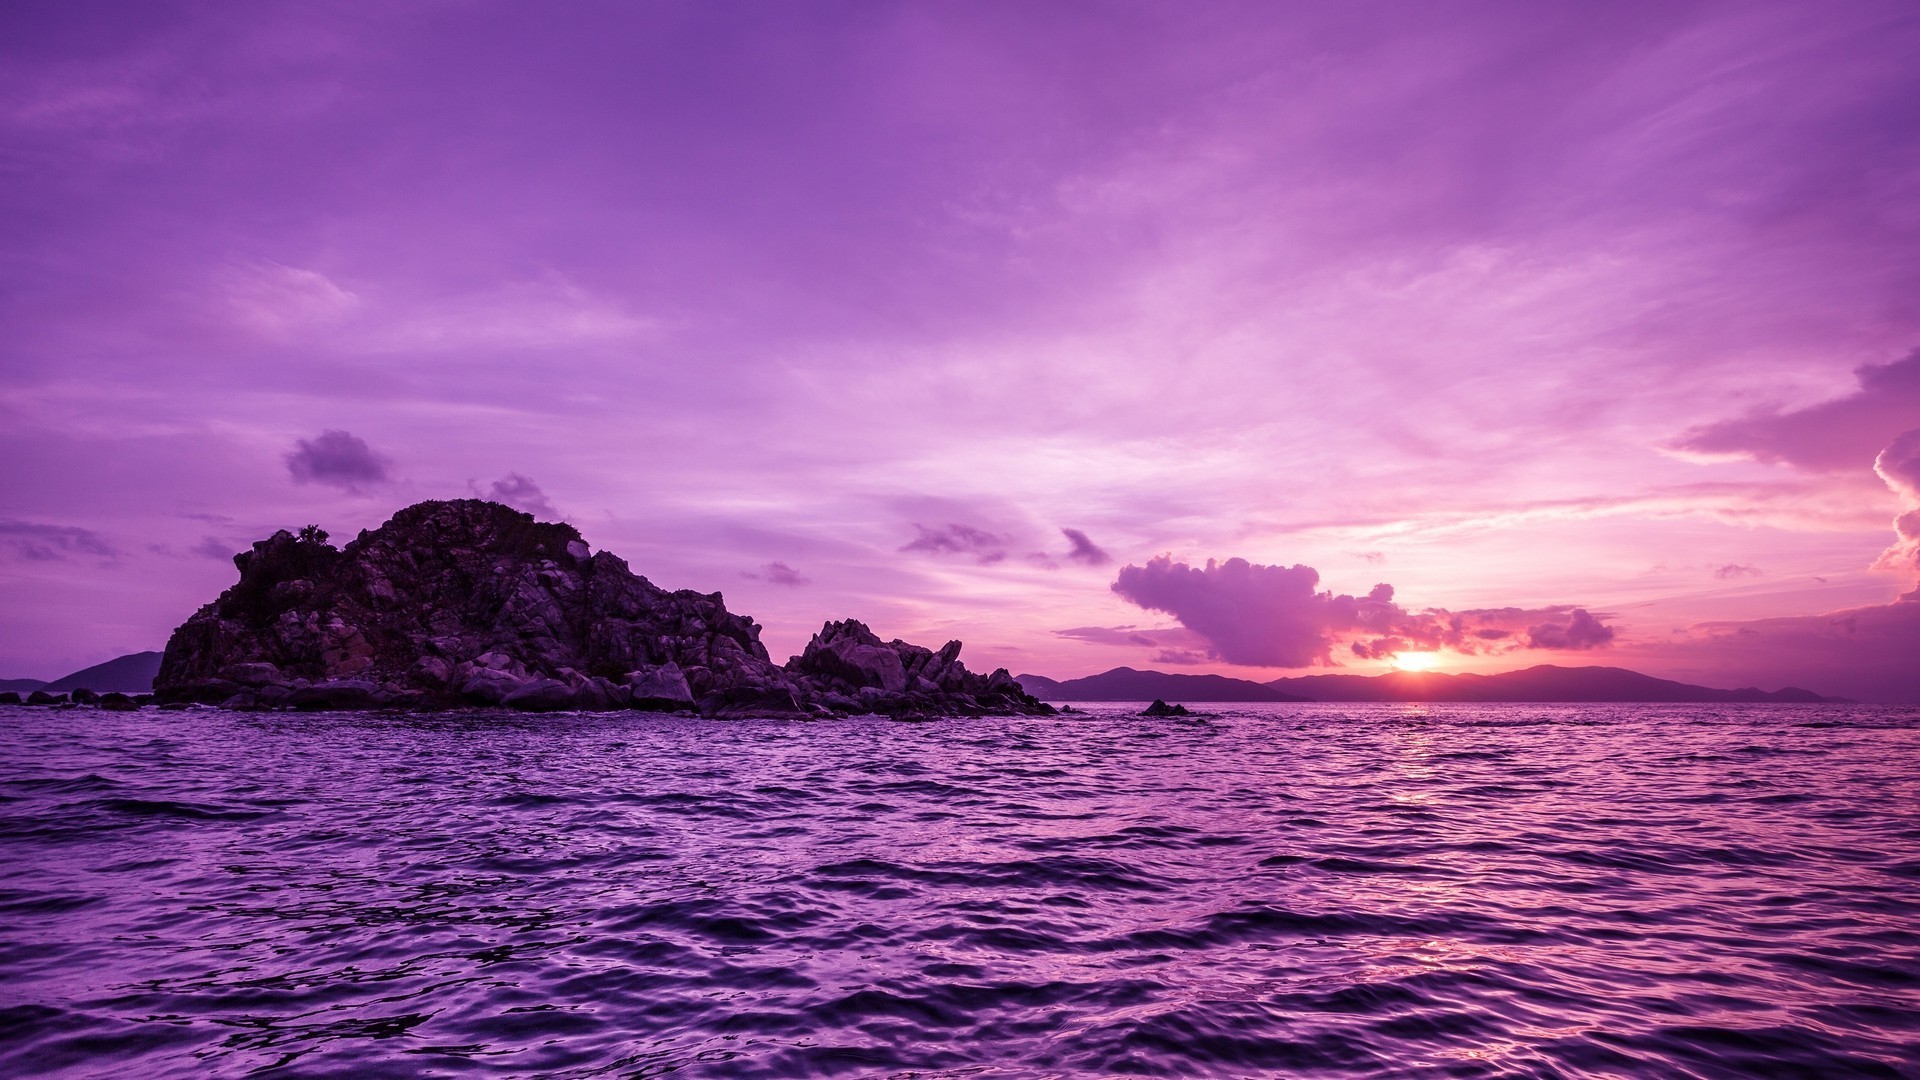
[150,499,1053,718]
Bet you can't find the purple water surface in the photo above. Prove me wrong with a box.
[1,703,1917,1077]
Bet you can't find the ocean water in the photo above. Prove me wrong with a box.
[1,702,1917,1078]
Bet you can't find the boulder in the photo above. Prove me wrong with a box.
[626,663,695,710]
[70,687,100,704]
[98,692,138,711]
[26,690,64,706]
[458,667,526,705]
[288,680,380,710]
[501,678,578,712]
[1141,699,1190,716]
[223,662,291,687]
[0,692,18,705]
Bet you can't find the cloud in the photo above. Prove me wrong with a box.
[1713,564,1764,579]
[1110,555,1618,667]
[285,430,392,493]
[1151,648,1210,665]
[189,536,236,560]
[485,473,558,519]
[1874,428,1920,575]
[1060,528,1112,567]
[221,259,358,340]
[0,520,117,562]
[1110,556,1390,667]
[742,561,810,586]
[1642,598,1920,703]
[900,523,1009,565]
[1053,624,1205,650]
[1525,609,1615,650]
[1671,349,1920,473]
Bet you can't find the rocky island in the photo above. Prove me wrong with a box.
[155,499,1052,718]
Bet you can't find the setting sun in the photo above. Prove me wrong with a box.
[1393,651,1442,672]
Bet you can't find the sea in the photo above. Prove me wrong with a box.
[1,701,1917,1078]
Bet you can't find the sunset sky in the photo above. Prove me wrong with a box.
[4,1,1919,699]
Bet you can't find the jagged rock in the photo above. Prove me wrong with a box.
[626,663,695,710]
[156,499,1054,718]
[784,618,1047,717]
[1141,699,1190,716]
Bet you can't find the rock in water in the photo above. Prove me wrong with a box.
[155,499,1052,718]
[1141,699,1190,716]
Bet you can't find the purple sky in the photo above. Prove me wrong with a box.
[4,1,1920,699]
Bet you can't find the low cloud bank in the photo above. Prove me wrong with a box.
[1109,555,1614,667]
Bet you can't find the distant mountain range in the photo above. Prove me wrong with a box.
[1016,668,1311,702]
[1016,664,1844,704]
[2,651,164,695]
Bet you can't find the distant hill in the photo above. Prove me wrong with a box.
[0,678,48,693]
[1015,663,1843,704]
[1266,664,1843,703]
[1015,667,1312,702]
[45,651,164,694]
[1013,674,1062,698]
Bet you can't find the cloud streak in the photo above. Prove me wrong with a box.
[0,520,116,562]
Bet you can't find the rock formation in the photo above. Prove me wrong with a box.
[154,499,1052,717]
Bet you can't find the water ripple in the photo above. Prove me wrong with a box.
[0,702,1917,1076]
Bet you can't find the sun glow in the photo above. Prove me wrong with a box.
[1393,651,1442,672]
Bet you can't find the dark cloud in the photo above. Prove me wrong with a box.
[285,430,391,492]
[1060,528,1112,567]
[900,523,1008,565]
[742,561,810,586]
[1110,555,1618,667]
[0,520,116,562]
[1714,564,1764,580]
[1671,348,1920,472]
[486,473,558,519]
[1525,609,1615,650]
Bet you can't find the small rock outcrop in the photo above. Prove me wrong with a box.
[1141,699,1190,716]
[155,499,1052,718]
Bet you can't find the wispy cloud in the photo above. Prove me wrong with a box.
[0,520,116,562]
